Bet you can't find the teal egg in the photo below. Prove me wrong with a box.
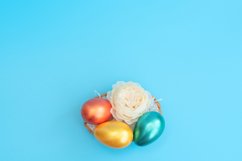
[133,111,165,146]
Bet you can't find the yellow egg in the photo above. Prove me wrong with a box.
[94,120,133,148]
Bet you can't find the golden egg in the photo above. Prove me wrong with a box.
[94,121,133,148]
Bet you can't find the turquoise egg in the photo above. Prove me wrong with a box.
[133,111,165,146]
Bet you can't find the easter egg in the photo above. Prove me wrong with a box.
[94,120,133,148]
[81,98,112,124]
[133,111,165,146]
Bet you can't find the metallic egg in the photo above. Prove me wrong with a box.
[81,98,112,124]
[94,120,133,148]
[133,111,165,146]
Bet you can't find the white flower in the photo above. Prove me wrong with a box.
[107,81,155,125]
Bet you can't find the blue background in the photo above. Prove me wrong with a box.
[0,0,242,161]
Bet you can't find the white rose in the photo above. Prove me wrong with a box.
[107,81,155,125]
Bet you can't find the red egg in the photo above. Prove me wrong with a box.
[81,98,112,124]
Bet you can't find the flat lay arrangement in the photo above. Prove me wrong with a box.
[81,81,165,148]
